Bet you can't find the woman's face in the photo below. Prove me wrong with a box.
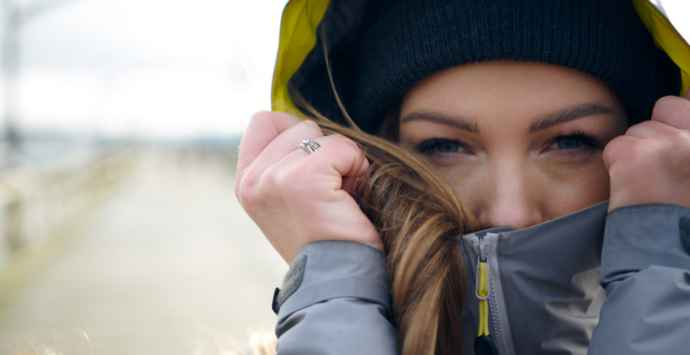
[398,60,628,230]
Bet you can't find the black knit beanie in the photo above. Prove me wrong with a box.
[350,0,681,133]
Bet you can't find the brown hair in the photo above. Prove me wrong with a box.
[290,89,478,354]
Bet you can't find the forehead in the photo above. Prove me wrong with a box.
[400,60,618,127]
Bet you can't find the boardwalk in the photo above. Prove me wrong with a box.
[0,150,287,355]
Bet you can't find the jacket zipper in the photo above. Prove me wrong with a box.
[471,233,515,355]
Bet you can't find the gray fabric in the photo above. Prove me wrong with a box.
[459,226,515,355]
[589,266,690,355]
[273,255,307,314]
[600,204,690,285]
[273,203,690,355]
[277,240,390,318]
[497,202,608,355]
[460,240,481,355]
[276,298,398,355]
[680,216,690,255]
[589,204,690,355]
[275,241,395,355]
[459,202,607,355]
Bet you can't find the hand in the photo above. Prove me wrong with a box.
[604,92,690,211]
[234,111,382,264]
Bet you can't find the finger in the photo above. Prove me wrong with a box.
[237,111,302,174]
[277,134,370,180]
[625,120,679,139]
[341,176,358,194]
[602,134,638,170]
[242,119,324,181]
[685,89,690,100]
[270,135,370,195]
[651,95,690,130]
[309,135,370,179]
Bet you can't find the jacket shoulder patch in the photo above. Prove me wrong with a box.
[272,254,307,314]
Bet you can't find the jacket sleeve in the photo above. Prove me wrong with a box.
[272,240,398,355]
[589,204,690,355]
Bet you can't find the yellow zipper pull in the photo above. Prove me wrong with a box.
[473,235,498,355]
[477,260,490,337]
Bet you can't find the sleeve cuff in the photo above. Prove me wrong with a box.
[275,240,391,317]
[601,204,690,286]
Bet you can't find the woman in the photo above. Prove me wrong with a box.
[236,0,690,354]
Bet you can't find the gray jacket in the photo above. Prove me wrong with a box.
[271,202,690,354]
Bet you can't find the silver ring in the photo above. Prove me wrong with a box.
[298,138,321,154]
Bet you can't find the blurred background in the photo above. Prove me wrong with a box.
[0,0,687,354]
[0,0,288,354]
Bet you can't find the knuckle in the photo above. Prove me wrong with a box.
[655,95,678,107]
[270,166,290,190]
[626,121,657,136]
[332,137,352,150]
[675,129,690,146]
[236,170,264,205]
[653,95,681,114]
[671,131,690,160]
[342,135,360,149]
[300,155,328,177]
[250,110,274,125]
[653,96,690,122]
[607,161,620,175]
[631,140,658,161]
[233,172,244,196]
[271,164,306,197]
[624,124,641,136]
[603,138,626,159]
[606,137,666,172]
[302,119,320,130]
[332,136,362,155]
[603,139,619,154]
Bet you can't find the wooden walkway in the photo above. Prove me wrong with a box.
[0,150,287,355]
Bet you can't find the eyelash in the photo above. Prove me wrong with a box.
[417,138,466,154]
[416,130,601,154]
[549,129,601,150]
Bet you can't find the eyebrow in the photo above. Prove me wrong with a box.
[400,111,480,134]
[529,104,617,133]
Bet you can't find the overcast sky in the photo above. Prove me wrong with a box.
[2,0,689,138]
[6,0,287,138]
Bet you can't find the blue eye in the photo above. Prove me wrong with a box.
[418,138,465,154]
[549,132,599,151]
[555,137,581,149]
[437,141,461,152]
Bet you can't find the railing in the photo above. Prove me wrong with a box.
[0,145,138,294]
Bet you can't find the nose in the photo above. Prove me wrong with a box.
[475,169,544,230]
